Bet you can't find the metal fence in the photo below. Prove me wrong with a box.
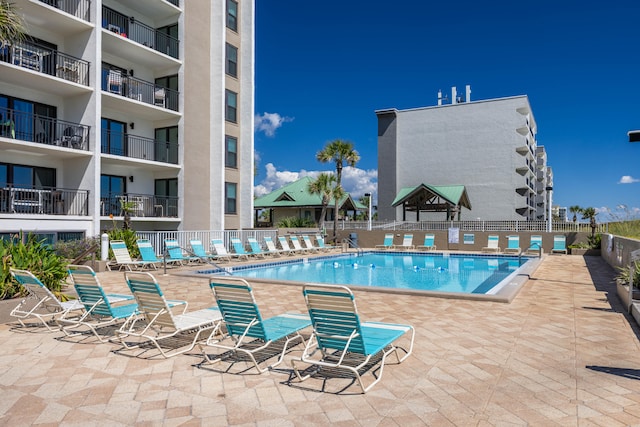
[325,220,609,233]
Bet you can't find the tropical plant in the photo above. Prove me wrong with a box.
[615,260,640,289]
[307,172,337,231]
[0,1,26,47]
[106,215,139,258]
[0,232,69,299]
[54,236,101,262]
[276,216,316,228]
[581,207,597,237]
[316,139,360,242]
[569,205,582,223]
[586,233,601,249]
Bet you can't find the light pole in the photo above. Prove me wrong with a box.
[365,192,372,231]
[546,186,553,233]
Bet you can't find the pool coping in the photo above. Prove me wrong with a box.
[181,250,544,303]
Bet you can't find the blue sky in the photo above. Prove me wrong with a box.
[253,1,640,221]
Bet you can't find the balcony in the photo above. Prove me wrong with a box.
[1,41,90,86]
[102,69,179,113]
[101,130,178,164]
[36,0,91,22]
[0,186,89,216]
[0,107,90,151]
[103,6,179,60]
[101,193,178,218]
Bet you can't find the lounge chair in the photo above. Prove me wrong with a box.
[417,233,436,251]
[393,234,415,250]
[375,233,394,250]
[504,235,521,255]
[247,237,267,258]
[289,235,311,253]
[9,268,84,331]
[200,277,312,373]
[165,238,199,265]
[481,235,501,253]
[118,272,222,358]
[108,240,153,271]
[526,235,543,255]
[291,284,415,393]
[230,237,251,260]
[189,239,217,262]
[59,265,139,342]
[315,234,337,252]
[301,235,319,253]
[136,239,162,269]
[552,235,568,254]
[278,236,304,254]
[263,236,285,257]
[211,238,233,262]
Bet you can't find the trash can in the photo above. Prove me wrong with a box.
[349,233,358,248]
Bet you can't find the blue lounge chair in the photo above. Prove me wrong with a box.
[552,235,568,254]
[9,268,84,331]
[482,235,501,253]
[164,238,199,265]
[504,235,521,254]
[108,240,153,271]
[526,235,543,255]
[417,233,436,251]
[201,277,312,372]
[375,233,394,250]
[315,234,337,252]
[118,272,222,358]
[136,239,161,269]
[59,265,138,342]
[247,237,267,258]
[230,237,251,260]
[189,239,217,261]
[291,284,415,393]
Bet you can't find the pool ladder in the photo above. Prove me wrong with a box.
[341,237,364,256]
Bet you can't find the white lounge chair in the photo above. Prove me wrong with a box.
[481,235,501,253]
[108,240,154,271]
[289,235,311,253]
[263,236,285,257]
[393,234,415,250]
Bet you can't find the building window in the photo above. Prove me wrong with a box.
[225,90,237,123]
[225,43,238,77]
[226,0,238,31]
[225,135,237,168]
[225,182,237,214]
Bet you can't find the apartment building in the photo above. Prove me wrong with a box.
[0,0,254,243]
[376,87,553,221]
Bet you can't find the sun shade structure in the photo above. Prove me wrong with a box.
[391,184,471,221]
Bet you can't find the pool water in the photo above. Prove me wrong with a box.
[203,252,531,295]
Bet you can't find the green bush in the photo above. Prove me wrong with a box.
[0,232,69,299]
[276,216,317,228]
[616,260,640,289]
[587,233,601,249]
[107,228,139,259]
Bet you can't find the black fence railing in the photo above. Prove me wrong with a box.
[101,194,179,218]
[102,68,179,112]
[101,130,179,164]
[102,6,179,59]
[0,107,90,151]
[166,0,180,7]
[38,0,91,22]
[0,186,89,215]
[0,40,90,86]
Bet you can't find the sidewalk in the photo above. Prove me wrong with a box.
[1,255,640,425]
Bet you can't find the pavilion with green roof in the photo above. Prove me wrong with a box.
[391,184,471,221]
[254,176,365,227]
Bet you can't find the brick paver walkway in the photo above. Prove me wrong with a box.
[1,255,640,426]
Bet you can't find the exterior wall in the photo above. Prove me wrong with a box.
[377,95,548,221]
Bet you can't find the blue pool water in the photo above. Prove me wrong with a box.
[201,252,531,295]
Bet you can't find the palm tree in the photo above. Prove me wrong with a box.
[307,172,336,232]
[316,139,360,241]
[569,205,582,223]
[581,207,597,237]
[0,2,26,47]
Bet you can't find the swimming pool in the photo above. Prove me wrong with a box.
[197,252,538,300]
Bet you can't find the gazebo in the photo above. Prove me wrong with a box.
[391,184,471,221]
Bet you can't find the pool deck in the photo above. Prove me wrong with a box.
[1,254,640,425]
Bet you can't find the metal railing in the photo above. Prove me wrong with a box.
[102,68,179,112]
[0,186,89,215]
[101,194,179,218]
[102,6,179,59]
[0,106,90,151]
[38,0,91,21]
[1,40,90,86]
[101,130,178,164]
[326,220,610,233]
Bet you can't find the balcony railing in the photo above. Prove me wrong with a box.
[0,107,90,150]
[101,193,178,218]
[0,186,89,215]
[101,130,179,164]
[0,40,90,86]
[102,6,179,59]
[166,0,180,7]
[38,0,91,22]
[102,68,179,112]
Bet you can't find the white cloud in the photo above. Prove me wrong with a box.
[254,163,378,202]
[618,175,639,184]
[254,112,293,137]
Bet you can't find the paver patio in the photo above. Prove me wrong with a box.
[1,254,640,426]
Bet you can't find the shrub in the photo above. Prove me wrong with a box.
[276,216,317,228]
[616,260,640,289]
[54,236,101,262]
[107,227,139,259]
[0,232,69,299]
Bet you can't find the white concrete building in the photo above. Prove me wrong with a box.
[376,87,553,221]
[0,0,254,242]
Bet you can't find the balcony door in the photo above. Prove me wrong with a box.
[101,174,126,216]
[101,118,127,156]
[154,126,178,163]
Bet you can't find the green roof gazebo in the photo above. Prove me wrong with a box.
[391,184,471,221]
